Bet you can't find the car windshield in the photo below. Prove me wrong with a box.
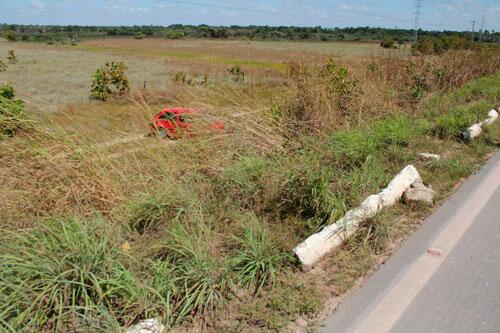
[160,112,175,120]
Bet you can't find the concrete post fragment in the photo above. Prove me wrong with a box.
[464,108,499,140]
[418,153,441,161]
[126,319,165,333]
[293,165,422,269]
[483,109,499,125]
[403,179,436,206]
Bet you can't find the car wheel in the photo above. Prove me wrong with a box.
[158,128,168,139]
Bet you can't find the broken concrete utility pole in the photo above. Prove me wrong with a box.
[463,108,499,140]
[294,165,434,269]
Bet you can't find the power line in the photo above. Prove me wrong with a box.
[153,0,348,25]
[155,0,445,30]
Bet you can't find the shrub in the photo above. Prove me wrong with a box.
[134,32,146,39]
[173,71,186,84]
[90,61,130,101]
[322,58,358,113]
[228,66,245,83]
[380,37,397,49]
[283,58,357,133]
[402,61,432,103]
[0,85,15,99]
[7,50,17,64]
[0,60,6,72]
[0,217,154,331]
[0,85,29,139]
[2,31,17,41]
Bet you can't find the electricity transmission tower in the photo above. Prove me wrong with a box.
[413,0,423,45]
[479,15,486,41]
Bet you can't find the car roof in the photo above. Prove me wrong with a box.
[159,108,192,115]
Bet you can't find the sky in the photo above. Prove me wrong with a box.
[1,0,499,31]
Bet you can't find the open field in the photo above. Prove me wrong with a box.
[0,38,405,110]
[1,36,499,332]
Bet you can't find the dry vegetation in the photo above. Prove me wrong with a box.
[0,36,499,332]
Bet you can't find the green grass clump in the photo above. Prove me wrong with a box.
[0,217,152,332]
[220,155,271,208]
[432,106,478,139]
[280,153,337,219]
[152,223,230,324]
[232,221,290,294]
[453,74,500,104]
[127,185,201,234]
[329,115,420,166]
[334,156,387,208]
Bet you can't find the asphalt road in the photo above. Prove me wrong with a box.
[319,152,500,333]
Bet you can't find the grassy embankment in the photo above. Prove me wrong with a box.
[0,37,499,331]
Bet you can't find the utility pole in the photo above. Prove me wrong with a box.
[471,20,476,41]
[413,0,423,46]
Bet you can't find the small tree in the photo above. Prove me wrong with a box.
[228,66,245,83]
[90,62,130,101]
[7,50,17,64]
[322,58,358,112]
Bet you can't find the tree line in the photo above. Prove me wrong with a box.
[1,24,499,44]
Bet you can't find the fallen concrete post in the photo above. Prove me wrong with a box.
[294,165,422,269]
[126,319,165,333]
[463,109,499,140]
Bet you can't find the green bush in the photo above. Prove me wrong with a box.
[0,85,15,99]
[90,62,130,101]
[134,32,146,39]
[0,85,29,139]
[380,37,397,49]
[1,31,17,41]
[321,58,358,113]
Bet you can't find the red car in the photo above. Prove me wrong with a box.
[150,108,193,139]
[150,108,224,139]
